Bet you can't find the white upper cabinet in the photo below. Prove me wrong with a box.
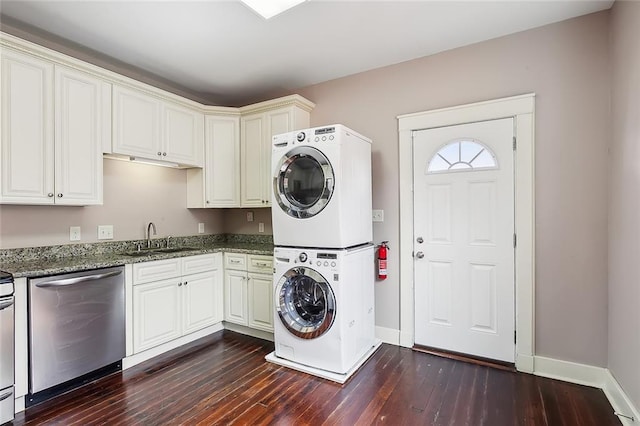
[187,113,240,208]
[239,97,314,208]
[54,65,108,205]
[0,48,106,205]
[163,102,204,166]
[112,84,204,167]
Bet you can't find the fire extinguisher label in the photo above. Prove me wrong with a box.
[379,259,387,275]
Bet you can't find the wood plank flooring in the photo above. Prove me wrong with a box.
[14,330,621,425]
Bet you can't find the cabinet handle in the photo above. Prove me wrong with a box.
[178,282,182,287]
[157,151,162,156]
[162,152,167,156]
[256,262,269,267]
[48,193,54,197]
[206,201,210,204]
[184,281,188,286]
[57,193,63,198]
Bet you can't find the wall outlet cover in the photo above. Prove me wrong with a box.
[258,222,265,233]
[247,211,254,222]
[372,209,384,222]
[97,225,114,240]
[69,226,81,241]
[198,223,205,234]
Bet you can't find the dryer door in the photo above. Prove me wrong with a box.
[273,146,334,219]
[275,267,336,339]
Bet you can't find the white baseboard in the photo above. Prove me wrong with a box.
[533,356,606,388]
[533,355,639,425]
[516,353,534,373]
[375,326,400,345]
[603,370,639,426]
[123,323,224,369]
[223,322,274,341]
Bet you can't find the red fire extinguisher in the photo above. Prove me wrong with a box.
[378,241,389,280]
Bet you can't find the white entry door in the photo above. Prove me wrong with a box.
[413,118,515,362]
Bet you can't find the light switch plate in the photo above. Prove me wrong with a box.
[372,210,384,222]
[247,211,254,222]
[98,225,114,240]
[70,226,81,241]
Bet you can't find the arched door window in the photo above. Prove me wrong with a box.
[427,139,498,173]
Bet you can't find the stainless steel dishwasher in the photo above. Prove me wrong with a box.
[29,266,125,396]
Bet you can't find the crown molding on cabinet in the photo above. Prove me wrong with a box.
[0,32,315,116]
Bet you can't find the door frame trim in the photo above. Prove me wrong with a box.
[397,93,535,372]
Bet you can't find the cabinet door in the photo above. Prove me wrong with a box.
[112,85,161,159]
[264,109,293,207]
[240,113,266,207]
[224,269,248,325]
[54,66,108,205]
[133,278,182,353]
[248,272,274,332]
[0,49,54,204]
[162,102,204,166]
[182,270,223,334]
[204,115,240,207]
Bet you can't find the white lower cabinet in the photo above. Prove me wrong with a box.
[132,253,223,354]
[224,253,274,332]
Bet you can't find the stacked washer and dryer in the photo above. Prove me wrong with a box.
[265,124,381,383]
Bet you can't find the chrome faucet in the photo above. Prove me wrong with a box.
[146,222,157,248]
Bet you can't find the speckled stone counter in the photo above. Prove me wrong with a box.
[0,234,273,278]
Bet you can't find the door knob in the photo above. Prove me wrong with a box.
[416,237,424,243]
[415,252,424,259]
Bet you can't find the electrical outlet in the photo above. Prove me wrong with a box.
[247,211,254,222]
[97,225,114,240]
[69,226,81,241]
[198,223,205,234]
[258,222,265,233]
[372,209,384,222]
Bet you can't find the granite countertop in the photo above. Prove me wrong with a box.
[0,235,273,279]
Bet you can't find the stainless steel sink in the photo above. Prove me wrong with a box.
[120,247,200,257]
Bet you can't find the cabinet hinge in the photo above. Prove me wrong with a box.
[513,233,517,248]
[513,136,517,150]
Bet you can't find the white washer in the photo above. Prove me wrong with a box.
[271,124,372,249]
[272,245,375,374]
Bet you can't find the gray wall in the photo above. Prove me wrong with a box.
[0,159,224,247]
[0,10,618,372]
[609,0,640,411]
[295,11,611,367]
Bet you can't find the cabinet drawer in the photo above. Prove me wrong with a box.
[182,253,219,275]
[247,255,273,273]
[225,253,247,270]
[133,258,181,285]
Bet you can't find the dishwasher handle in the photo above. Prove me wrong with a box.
[35,270,122,288]
[0,298,13,310]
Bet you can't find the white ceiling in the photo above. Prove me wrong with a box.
[0,0,614,106]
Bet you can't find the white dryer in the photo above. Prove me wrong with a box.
[271,124,372,249]
[271,245,375,374]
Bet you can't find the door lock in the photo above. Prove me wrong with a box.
[415,252,425,259]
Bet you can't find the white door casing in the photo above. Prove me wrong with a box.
[413,118,515,362]
[398,94,535,372]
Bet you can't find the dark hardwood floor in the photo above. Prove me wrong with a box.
[14,330,620,425]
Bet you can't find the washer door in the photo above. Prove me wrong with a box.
[275,267,336,339]
[273,146,334,219]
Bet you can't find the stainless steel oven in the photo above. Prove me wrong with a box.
[0,271,15,424]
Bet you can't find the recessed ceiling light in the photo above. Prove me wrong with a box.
[240,0,307,19]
